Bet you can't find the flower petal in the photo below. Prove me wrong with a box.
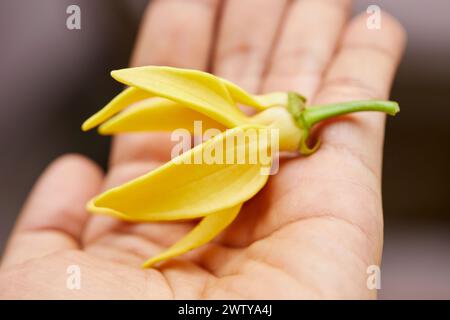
[111,66,249,127]
[82,87,151,131]
[222,78,288,110]
[98,97,227,135]
[142,204,241,268]
[87,125,271,221]
[254,92,289,109]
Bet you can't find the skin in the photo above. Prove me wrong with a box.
[0,0,406,299]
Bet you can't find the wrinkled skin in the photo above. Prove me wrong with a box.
[0,0,405,299]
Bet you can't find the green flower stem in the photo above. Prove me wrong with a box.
[287,92,400,155]
[303,100,399,128]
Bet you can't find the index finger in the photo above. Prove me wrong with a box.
[111,0,221,168]
[313,11,406,178]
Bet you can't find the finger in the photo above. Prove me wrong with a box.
[113,0,221,167]
[131,0,221,69]
[263,0,351,99]
[1,155,103,269]
[213,0,289,93]
[313,11,406,175]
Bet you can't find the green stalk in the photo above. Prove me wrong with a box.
[287,92,400,155]
[303,100,399,127]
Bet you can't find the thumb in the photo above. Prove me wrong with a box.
[1,154,103,269]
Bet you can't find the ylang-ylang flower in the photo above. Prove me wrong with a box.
[83,66,399,267]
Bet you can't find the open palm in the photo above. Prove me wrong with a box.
[0,0,405,299]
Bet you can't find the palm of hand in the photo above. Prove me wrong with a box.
[1,151,379,299]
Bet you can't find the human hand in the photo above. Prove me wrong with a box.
[0,0,405,299]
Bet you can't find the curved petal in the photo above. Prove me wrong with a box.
[82,87,151,131]
[111,66,249,127]
[98,97,227,135]
[254,92,289,109]
[87,125,272,221]
[142,204,242,268]
[221,78,288,110]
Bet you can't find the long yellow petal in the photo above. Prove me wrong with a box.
[142,204,242,268]
[99,97,226,135]
[254,92,289,109]
[82,87,151,131]
[221,78,288,110]
[87,125,271,221]
[110,66,249,127]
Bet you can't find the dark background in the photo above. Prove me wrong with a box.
[0,0,449,299]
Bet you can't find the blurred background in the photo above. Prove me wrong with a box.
[0,0,449,299]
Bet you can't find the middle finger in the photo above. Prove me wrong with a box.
[213,0,289,93]
[263,0,351,99]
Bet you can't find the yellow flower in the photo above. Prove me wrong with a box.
[82,66,399,268]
